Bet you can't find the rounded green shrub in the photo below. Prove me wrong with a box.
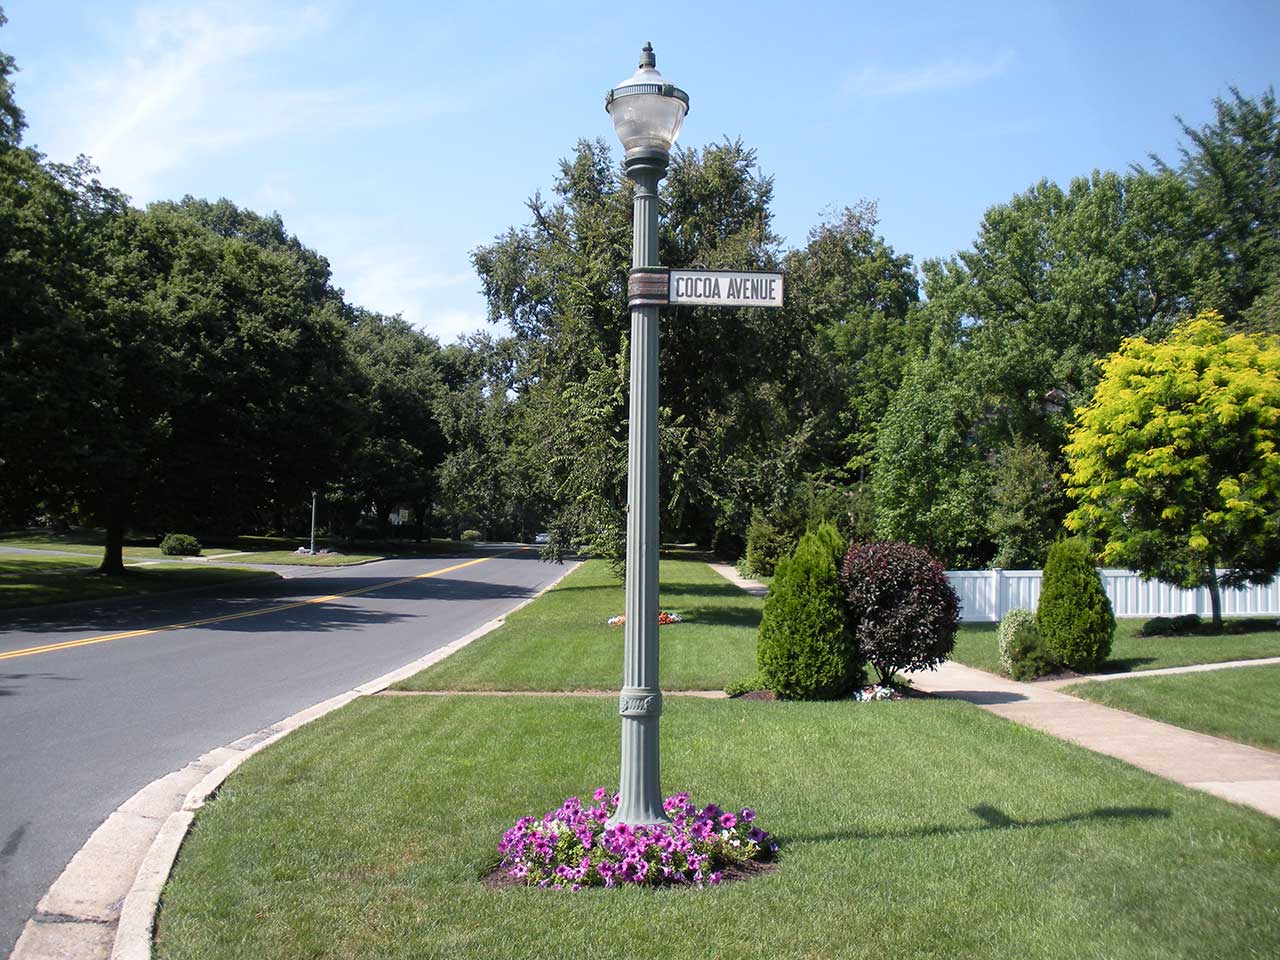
[997,608,1057,680]
[1037,538,1115,672]
[744,510,800,579]
[160,533,201,557]
[756,527,861,700]
[841,541,959,684]
[460,529,482,542]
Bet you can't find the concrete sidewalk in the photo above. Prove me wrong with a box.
[907,659,1280,818]
[708,562,767,598]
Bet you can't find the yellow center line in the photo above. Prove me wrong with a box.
[0,548,530,663]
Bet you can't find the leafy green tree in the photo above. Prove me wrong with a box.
[1064,314,1280,627]
[988,440,1066,569]
[0,149,79,521]
[142,200,362,539]
[783,202,924,481]
[1150,88,1280,328]
[871,355,990,566]
[921,170,1198,458]
[472,138,803,557]
[434,334,549,541]
[338,309,445,537]
[0,7,25,148]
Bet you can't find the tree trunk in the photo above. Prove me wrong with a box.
[1206,559,1223,632]
[414,497,429,542]
[99,516,127,575]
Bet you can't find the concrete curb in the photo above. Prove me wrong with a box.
[9,558,581,960]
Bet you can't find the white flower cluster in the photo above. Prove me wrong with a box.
[851,685,897,702]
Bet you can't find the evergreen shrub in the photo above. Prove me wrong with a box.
[1037,538,1115,672]
[160,533,201,556]
[460,529,482,542]
[756,526,861,700]
[841,541,960,684]
[743,510,800,579]
[997,608,1057,680]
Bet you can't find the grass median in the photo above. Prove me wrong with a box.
[950,619,1280,677]
[1064,663,1280,751]
[155,693,1280,960]
[393,557,760,692]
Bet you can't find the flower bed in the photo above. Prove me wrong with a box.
[852,684,902,701]
[607,611,684,627]
[495,789,777,890]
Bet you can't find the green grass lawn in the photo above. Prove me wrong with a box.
[0,562,279,610]
[0,530,169,559]
[154,693,1280,960]
[0,528,473,568]
[1064,664,1280,751]
[394,557,760,692]
[950,619,1280,677]
[226,549,386,566]
[0,552,100,576]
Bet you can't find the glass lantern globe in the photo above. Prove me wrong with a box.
[605,43,689,158]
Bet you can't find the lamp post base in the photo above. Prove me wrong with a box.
[607,701,668,827]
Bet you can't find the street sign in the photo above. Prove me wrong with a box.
[668,269,783,308]
[627,268,785,309]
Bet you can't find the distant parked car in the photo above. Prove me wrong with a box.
[534,532,550,544]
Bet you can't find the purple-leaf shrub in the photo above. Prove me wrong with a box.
[496,788,777,890]
[841,540,960,684]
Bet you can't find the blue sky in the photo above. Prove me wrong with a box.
[4,0,1277,342]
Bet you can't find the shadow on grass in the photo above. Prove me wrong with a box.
[672,605,762,630]
[660,582,757,601]
[1138,615,1280,638]
[787,803,1171,845]
[536,583,622,595]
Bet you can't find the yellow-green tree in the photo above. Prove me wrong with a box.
[1064,313,1280,627]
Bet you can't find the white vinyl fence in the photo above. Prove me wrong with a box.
[946,569,1280,623]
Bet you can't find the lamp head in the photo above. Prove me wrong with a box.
[605,43,689,160]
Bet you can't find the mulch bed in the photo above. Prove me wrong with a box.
[731,684,933,702]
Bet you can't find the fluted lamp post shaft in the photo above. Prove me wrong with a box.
[604,43,689,826]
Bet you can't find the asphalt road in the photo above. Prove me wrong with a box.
[0,544,564,956]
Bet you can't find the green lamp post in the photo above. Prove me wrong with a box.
[604,43,689,826]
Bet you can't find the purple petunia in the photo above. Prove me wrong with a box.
[496,788,775,890]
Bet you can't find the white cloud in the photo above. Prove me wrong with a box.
[425,308,494,344]
[40,1,439,202]
[845,52,1014,98]
[294,213,487,343]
